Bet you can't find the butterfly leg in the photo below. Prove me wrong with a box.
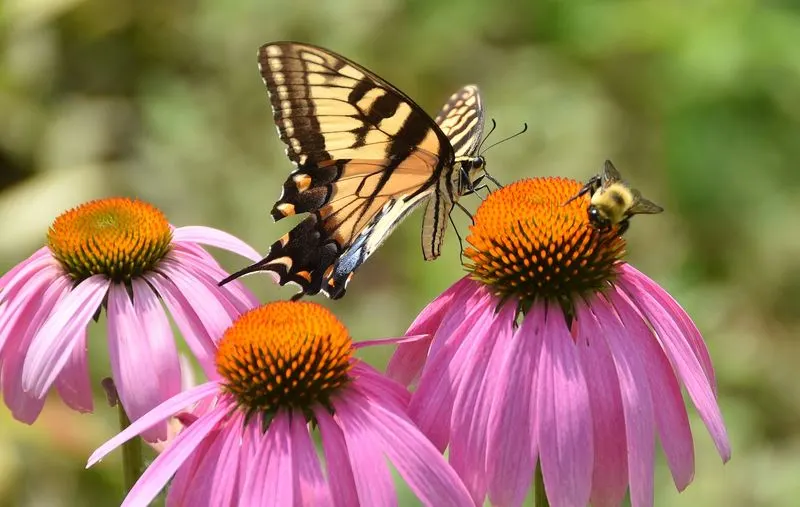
[448,211,468,263]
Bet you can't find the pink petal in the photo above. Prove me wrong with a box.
[168,248,259,313]
[574,308,628,507]
[616,274,731,462]
[2,273,71,422]
[167,427,218,506]
[107,283,175,442]
[386,276,473,385]
[586,296,655,507]
[350,362,410,413]
[290,411,330,506]
[0,249,55,304]
[427,278,487,360]
[178,411,245,507]
[620,264,715,385]
[333,396,397,507]
[22,275,109,397]
[354,333,429,349]
[344,391,474,507]
[88,381,222,467]
[120,404,230,507]
[486,304,545,507]
[535,306,592,507]
[610,288,695,491]
[407,291,495,451]
[315,407,359,507]
[161,258,241,321]
[172,225,261,262]
[145,272,218,378]
[55,330,93,412]
[0,266,62,355]
[243,411,294,507]
[449,301,515,504]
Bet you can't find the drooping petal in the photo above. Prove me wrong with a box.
[242,411,294,507]
[486,304,545,507]
[408,291,496,451]
[88,381,222,466]
[315,406,359,507]
[615,274,731,462]
[535,305,592,507]
[333,396,397,507]
[610,288,695,491]
[619,264,715,385]
[449,301,515,504]
[2,272,71,422]
[427,278,488,360]
[574,306,628,507]
[55,330,93,412]
[107,283,171,441]
[350,362,410,413]
[0,249,54,304]
[145,272,218,378]
[172,225,262,262]
[0,266,62,355]
[586,296,655,507]
[291,411,330,506]
[386,276,473,385]
[176,411,245,507]
[166,426,219,506]
[168,247,258,313]
[120,404,231,507]
[22,275,109,397]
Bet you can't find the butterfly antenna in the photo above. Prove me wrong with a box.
[476,118,498,154]
[480,122,528,156]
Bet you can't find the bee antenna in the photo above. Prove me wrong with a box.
[476,118,498,154]
[480,122,528,156]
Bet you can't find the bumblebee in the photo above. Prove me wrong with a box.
[566,160,663,235]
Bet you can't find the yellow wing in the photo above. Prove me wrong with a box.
[221,42,460,299]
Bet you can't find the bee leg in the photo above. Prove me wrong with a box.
[564,176,600,206]
[616,219,630,236]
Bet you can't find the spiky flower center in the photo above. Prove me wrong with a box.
[465,178,626,308]
[216,301,354,419]
[47,198,172,282]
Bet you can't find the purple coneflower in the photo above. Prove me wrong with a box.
[387,178,731,507]
[88,300,474,507]
[0,197,260,441]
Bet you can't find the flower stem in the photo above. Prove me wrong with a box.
[534,459,550,507]
[117,400,143,493]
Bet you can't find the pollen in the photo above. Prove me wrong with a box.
[216,301,354,419]
[465,178,626,308]
[47,198,173,282]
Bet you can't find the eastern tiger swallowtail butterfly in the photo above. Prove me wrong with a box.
[220,41,488,299]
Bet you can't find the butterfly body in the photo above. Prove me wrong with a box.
[221,42,486,299]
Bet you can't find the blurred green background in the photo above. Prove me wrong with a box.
[1,0,798,505]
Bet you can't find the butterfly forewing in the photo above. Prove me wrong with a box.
[434,84,485,158]
[222,42,485,299]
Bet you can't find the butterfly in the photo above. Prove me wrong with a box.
[220,41,488,299]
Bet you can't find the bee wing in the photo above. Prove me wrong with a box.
[601,160,623,186]
[629,189,664,215]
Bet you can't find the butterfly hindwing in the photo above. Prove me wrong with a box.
[422,85,485,261]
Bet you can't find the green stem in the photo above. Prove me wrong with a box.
[534,459,550,507]
[117,402,144,493]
